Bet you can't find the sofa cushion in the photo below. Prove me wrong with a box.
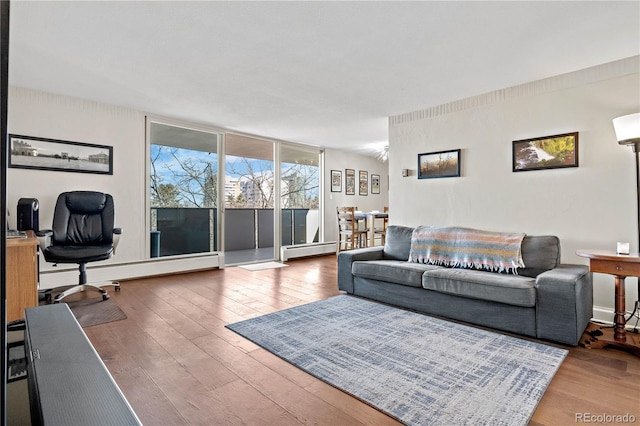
[422,268,537,307]
[383,225,415,260]
[519,236,560,278]
[352,260,442,288]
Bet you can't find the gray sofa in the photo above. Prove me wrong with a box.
[338,225,593,346]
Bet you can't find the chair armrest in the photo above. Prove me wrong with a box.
[338,246,385,293]
[535,264,593,346]
[113,228,122,254]
[35,230,53,253]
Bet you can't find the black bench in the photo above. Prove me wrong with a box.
[24,304,140,425]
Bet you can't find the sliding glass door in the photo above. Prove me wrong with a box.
[224,133,275,265]
[148,120,323,265]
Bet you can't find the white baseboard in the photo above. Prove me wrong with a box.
[281,242,337,261]
[39,253,221,290]
[592,305,614,325]
[591,304,640,327]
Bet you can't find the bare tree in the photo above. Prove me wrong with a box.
[282,163,319,209]
[226,157,274,208]
[150,146,218,208]
[151,147,319,210]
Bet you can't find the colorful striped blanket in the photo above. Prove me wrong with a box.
[408,226,526,273]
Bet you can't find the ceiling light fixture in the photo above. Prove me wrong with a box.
[376,145,389,162]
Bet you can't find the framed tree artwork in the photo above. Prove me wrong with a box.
[418,149,460,179]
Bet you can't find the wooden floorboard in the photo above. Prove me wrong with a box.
[83,255,640,425]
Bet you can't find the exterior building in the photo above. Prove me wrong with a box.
[88,152,109,164]
[12,139,38,156]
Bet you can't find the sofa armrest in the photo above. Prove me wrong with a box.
[535,264,592,346]
[337,247,385,293]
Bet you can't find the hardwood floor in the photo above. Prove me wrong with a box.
[83,256,640,425]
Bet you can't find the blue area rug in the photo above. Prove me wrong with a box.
[226,295,567,426]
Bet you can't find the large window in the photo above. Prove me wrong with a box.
[148,121,221,257]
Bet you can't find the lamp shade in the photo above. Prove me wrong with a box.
[613,113,640,144]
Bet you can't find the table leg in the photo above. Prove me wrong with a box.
[614,275,627,342]
[369,215,374,247]
[580,274,640,357]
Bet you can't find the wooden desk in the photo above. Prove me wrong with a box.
[576,249,640,356]
[6,230,38,322]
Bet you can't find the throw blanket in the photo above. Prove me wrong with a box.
[408,226,526,273]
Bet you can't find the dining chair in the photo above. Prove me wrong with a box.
[373,206,389,246]
[336,206,368,252]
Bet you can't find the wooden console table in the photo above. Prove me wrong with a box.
[576,249,640,356]
[6,230,38,322]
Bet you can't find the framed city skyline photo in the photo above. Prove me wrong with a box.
[359,170,368,195]
[345,168,356,195]
[512,132,578,172]
[418,149,461,179]
[331,169,342,192]
[9,134,113,175]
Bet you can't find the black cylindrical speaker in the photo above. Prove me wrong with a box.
[17,198,39,231]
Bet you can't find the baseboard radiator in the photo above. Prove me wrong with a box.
[39,253,222,290]
[281,242,337,261]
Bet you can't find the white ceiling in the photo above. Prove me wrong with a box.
[7,1,640,156]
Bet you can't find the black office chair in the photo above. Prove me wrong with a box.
[38,191,122,303]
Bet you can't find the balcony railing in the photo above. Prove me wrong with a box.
[150,207,318,258]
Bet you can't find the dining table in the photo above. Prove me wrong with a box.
[354,210,388,247]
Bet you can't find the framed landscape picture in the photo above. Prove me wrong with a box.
[371,174,380,194]
[9,134,113,175]
[512,132,578,172]
[331,169,342,192]
[359,170,368,195]
[418,149,460,179]
[345,168,356,195]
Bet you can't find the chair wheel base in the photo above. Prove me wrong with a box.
[50,283,116,303]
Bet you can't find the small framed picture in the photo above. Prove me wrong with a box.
[345,168,356,195]
[330,170,342,192]
[512,132,578,172]
[371,174,380,194]
[359,170,368,195]
[418,149,461,179]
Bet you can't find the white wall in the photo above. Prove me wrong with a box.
[323,149,389,242]
[7,87,388,284]
[7,87,147,273]
[389,57,640,321]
